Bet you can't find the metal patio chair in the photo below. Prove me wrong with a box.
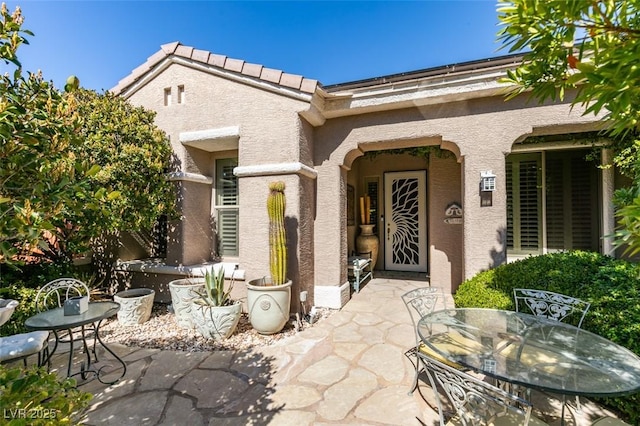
[420,355,549,426]
[513,288,591,420]
[35,278,91,313]
[401,287,462,396]
[35,278,96,362]
[513,288,590,328]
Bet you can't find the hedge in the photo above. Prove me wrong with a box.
[453,250,640,423]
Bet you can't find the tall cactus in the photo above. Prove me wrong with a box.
[267,181,287,285]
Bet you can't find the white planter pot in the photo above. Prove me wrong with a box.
[169,278,205,329]
[246,279,292,335]
[190,301,242,340]
[0,299,18,327]
[114,288,155,325]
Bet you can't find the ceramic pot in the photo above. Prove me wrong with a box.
[169,278,205,329]
[114,288,155,325]
[0,299,18,326]
[190,301,242,340]
[356,224,379,270]
[246,278,292,335]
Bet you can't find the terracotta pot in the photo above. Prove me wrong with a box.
[356,224,379,270]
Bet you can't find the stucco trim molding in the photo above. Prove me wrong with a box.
[234,162,318,179]
[180,126,240,152]
[167,172,214,184]
[116,259,245,280]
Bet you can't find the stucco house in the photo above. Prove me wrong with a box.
[112,41,617,310]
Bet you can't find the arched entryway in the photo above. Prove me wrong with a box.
[345,146,463,293]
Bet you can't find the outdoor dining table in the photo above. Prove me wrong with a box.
[417,308,640,399]
[25,301,127,385]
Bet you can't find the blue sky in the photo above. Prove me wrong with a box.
[4,1,504,92]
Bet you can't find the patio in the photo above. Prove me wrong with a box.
[40,277,623,425]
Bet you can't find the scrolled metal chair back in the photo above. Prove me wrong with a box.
[513,288,590,328]
[35,278,90,312]
[401,287,446,324]
[421,355,533,426]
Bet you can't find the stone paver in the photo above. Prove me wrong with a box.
[32,277,627,425]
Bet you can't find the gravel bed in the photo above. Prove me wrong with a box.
[100,303,335,352]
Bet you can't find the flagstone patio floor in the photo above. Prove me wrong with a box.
[40,277,625,425]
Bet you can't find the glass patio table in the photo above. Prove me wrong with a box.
[417,308,640,398]
[25,301,127,385]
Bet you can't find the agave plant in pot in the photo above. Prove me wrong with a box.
[190,266,242,340]
[247,181,292,335]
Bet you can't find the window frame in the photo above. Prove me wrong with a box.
[214,157,239,257]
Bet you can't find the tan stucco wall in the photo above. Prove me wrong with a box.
[124,59,605,301]
[126,62,317,306]
[127,62,313,265]
[313,95,602,291]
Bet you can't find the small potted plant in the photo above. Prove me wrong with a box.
[189,266,242,340]
[246,181,292,335]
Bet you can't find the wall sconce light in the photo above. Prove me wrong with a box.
[480,171,497,192]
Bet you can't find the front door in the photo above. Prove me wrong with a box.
[384,171,427,271]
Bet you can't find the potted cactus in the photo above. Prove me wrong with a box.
[189,266,242,340]
[246,181,292,334]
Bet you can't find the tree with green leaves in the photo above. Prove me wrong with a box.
[56,88,176,262]
[0,4,175,266]
[0,4,96,265]
[497,0,640,254]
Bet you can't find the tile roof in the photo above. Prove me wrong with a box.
[111,41,318,96]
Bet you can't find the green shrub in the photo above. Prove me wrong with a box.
[454,250,640,422]
[0,365,92,425]
[0,262,76,290]
[0,262,97,336]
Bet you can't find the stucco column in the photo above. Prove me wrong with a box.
[428,155,463,294]
[461,152,508,280]
[166,173,214,266]
[234,163,317,308]
[314,164,347,286]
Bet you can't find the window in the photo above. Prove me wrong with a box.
[364,177,379,233]
[177,85,185,104]
[164,88,171,106]
[507,149,600,257]
[215,158,239,256]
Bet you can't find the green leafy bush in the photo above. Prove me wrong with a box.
[0,262,79,336]
[454,250,640,422]
[0,365,92,425]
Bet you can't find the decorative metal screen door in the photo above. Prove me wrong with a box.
[384,171,427,271]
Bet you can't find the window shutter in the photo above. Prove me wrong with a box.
[518,160,540,251]
[215,158,239,256]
